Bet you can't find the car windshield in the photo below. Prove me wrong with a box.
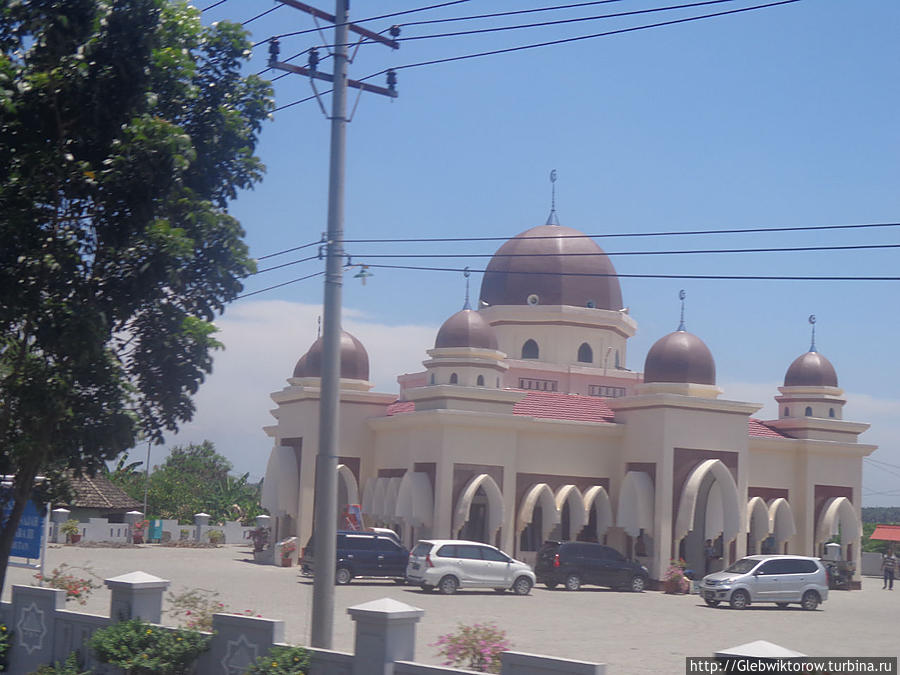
[724,558,760,574]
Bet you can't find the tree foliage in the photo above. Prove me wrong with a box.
[109,441,264,524]
[0,0,273,593]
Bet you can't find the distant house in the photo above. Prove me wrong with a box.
[58,473,141,523]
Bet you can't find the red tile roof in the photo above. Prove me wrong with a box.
[871,525,900,542]
[748,418,789,439]
[386,400,415,415]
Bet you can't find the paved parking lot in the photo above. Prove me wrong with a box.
[4,544,898,674]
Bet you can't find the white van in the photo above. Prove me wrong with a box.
[699,555,829,610]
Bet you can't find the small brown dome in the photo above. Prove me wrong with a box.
[435,309,498,350]
[784,351,837,387]
[293,330,369,381]
[644,330,716,385]
[479,224,623,310]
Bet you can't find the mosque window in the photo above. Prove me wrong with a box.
[805,406,812,417]
[496,377,500,388]
[518,378,558,392]
[450,373,458,384]
[522,339,539,359]
[829,408,835,418]
[614,350,621,369]
[577,343,593,363]
[784,407,790,417]
[476,375,485,386]
[430,373,435,385]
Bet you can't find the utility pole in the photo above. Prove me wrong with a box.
[269,0,397,649]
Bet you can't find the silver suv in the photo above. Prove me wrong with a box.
[699,555,829,610]
[406,539,535,595]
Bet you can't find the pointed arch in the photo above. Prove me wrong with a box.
[617,471,654,537]
[396,471,434,528]
[370,477,389,520]
[747,496,770,549]
[384,477,403,522]
[454,473,504,540]
[522,339,539,359]
[768,497,796,544]
[816,496,860,543]
[583,485,614,538]
[267,445,299,517]
[577,343,593,363]
[674,459,740,544]
[361,477,377,515]
[336,464,359,506]
[555,485,586,538]
[516,483,559,539]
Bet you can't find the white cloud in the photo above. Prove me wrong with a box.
[163,300,437,480]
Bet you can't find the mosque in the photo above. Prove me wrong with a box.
[261,211,875,587]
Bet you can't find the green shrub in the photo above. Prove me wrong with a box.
[89,618,210,675]
[245,645,310,674]
[28,653,89,674]
[0,624,10,672]
[207,529,225,545]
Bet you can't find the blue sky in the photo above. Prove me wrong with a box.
[163,0,900,505]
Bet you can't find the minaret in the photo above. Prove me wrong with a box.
[545,169,560,226]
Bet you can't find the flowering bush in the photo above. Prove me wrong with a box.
[166,588,261,632]
[0,624,10,672]
[250,527,269,552]
[433,622,511,673]
[280,539,297,558]
[245,645,310,674]
[89,618,210,675]
[663,558,690,593]
[35,564,101,605]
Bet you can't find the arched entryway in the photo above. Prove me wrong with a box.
[583,486,614,544]
[768,498,796,554]
[517,483,559,555]
[454,474,504,545]
[336,464,360,529]
[816,496,860,560]
[746,496,769,554]
[395,471,434,545]
[674,459,740,577]
[555,485,586,541]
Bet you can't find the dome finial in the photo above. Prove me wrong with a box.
[808,314,817,352]
[317,314,321,338]
[545,169,560,226]
[463,266,471,310]
[678,289,686,331]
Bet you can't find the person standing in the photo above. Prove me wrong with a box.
[882,548,897,590]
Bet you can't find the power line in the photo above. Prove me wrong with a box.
[201,0,229,11]
[360,262,900,282]
[254,254,319,275]
[341,221,900,245]
[257,239,323,261]
[399,0,631,28]
[346,242,900,260]
[236,270,325,299]
[242,5,282,26]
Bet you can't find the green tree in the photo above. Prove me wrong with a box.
[110,442,264,524]
[0,0,272,593]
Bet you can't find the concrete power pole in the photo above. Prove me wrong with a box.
[269,0,398,649]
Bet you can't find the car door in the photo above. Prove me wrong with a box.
[343,534,377,575]
[778,559,812,600]
[453,544,486,586]
[599,546,630,587]
[752,559,784,601]
[375,537,408,576]
[478,545,512,586]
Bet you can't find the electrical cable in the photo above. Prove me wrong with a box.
[236,270,325,299]
[359,262,900,282]
[273,90,329,112]
[242,5,282,26]
[399,0,631,28]
[341,221,900,245]
[253,255,320,275]
[201,0,229,11]
[257,239,323,261]
[344,242,900,260]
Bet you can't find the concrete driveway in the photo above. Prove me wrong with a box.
[4,544,896,674]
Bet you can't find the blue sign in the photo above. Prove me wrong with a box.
[1,494,45,559]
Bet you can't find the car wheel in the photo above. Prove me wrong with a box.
[801,591,820,611]
[335,567,352,585]
[513,576,533,596]
[729,589,750,610]
[629,575,646,593]
[564,574,582,591]
[421,584,434,592]
[438,575,459,595]
[545,581,558,590]
[776,602,789,608]
[704,599,720,607]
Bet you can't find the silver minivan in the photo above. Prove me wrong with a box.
[699,555,829,610]
[406,539,535,595]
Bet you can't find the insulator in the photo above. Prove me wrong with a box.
[386,69,397,94]
[389,25,400,38]
[308,47,320,72]
[268,38,280,65]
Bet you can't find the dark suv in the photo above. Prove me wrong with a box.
[300,531,409,584]
[535,541,649,592]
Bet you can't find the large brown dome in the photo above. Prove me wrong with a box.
[784,351,837,387]
[435,309,498,350]
[293,330,369,381]
[479,225,623,309]
[643,331,716,385]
